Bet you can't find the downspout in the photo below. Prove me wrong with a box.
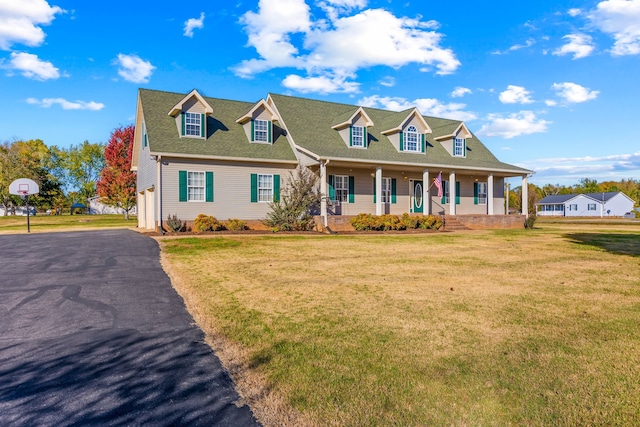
[157,155,164,234]
[320,159,330,227]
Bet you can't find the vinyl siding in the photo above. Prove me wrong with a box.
[160,157,296,221]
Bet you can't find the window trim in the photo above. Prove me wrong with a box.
[184,112,202,137]
[351,125,365,148]
[257,173,273,203]
[253,119,270,143]
[476,182,488,205]
[334,175,350,203]
[588,203,597,211]
[187,171,205,202]
[404,126,420,152]
[454,138,466,157]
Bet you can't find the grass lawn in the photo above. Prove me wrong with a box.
[159,221,640,426]
[0,214,136,233]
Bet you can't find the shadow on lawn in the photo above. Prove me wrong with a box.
[565,233,640,257]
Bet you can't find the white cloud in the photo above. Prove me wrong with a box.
[553,34,595,59]
[589,0,640,55]
[477,111,550,139]
[545,99,558,106]
[184,12,205,37]
[491,38,535,55]
[0,0,64,49]
[282,72,359,93]
[358,95,477,122]
[568,8,582,16]
[234,0,460,93]
[499,85,534,104]
[7,51,59,80]
[26,97,104,110]
[523,151,640,183]
[379,76,395,87]
[450,86,471,98]
[552,82,599,103]
[114,53,155,83]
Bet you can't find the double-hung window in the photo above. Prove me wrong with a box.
[254,119,269,142]
[381,177,391,204]
[454,138,465,157]
[351,126,364,148]
[185,112,201,137]
[588,203,596,211]
[258,174,273,202]
[335,175,349,203]
[187,171,205,202]
[477,182,487,205]
[404,126,419,152]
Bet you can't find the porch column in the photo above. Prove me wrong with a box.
[449,171,456,215]
[320,161,328,226]
[423,169,430,215]
[375,166,383,215]
[487,173,494,215]
[522,175,529,218]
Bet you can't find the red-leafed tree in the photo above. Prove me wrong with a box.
[97,125,137,219]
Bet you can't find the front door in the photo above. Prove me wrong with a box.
[413,180,424,213]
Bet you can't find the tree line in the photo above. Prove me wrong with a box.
[0,125,136,218]
[508,177,640,216]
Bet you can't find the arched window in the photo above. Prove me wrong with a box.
[404,125,419,152]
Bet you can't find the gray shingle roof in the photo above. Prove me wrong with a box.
[538,192,622,204]
[139,88,531,174]
[140,89,298,162]
[269,93,530,173]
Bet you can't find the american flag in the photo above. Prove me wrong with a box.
[433,173,443,198]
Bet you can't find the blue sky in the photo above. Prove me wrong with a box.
[1,0,640,187]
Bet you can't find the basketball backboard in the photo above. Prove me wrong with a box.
[9,178,39,196]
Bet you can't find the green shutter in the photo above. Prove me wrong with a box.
[373,178,376,203]
[399,132,404,151]
[463,139,467,157]
[144,133,148,147]
[456,181,460,205]
[268,121,272,143]
[473,182,478,205]
[328,175,335,201]
[391,178,397,204]
[349,126,353,147]
[181,113,185,136]
[179,170,187,202]
[251,120,255,142]
[201,114,205,137]
[348,176,355,203]
[206,171,214,202]
[421,134,426,152]
[363,127,367,148]
[442,181,447,204]
[250,173,258,202]
[273,174,280,202]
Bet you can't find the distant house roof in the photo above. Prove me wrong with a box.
[538,192,624,204]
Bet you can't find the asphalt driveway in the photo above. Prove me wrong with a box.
[0,229,259,426]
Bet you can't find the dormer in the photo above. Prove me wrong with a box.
[168,89,213,139]
[381,108,431,154]
[332,107,374,149]
[434,122,472,158]
[236,99,280,144]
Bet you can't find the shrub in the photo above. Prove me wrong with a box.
[193,214,226,232]
[351,213,443,231]
[226,218,248,231]
[166,214,185,232]
[524,214,537,229]
[264,165,321,232]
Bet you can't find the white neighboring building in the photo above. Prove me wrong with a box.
[88,196,137,215]
[537,192,635,217]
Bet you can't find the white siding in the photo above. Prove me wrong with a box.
[160,157,296,221]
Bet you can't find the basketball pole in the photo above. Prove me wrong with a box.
[24,194,31,233]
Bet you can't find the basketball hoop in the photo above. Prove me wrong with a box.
[9,178,40,233]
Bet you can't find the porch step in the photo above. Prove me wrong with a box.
[442,215,470,231]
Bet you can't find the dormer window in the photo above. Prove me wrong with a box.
[252,119,272,143]
[351,125,365,148]
[185,112,201,137]
[404,126,418,151]
[454,138,466,157]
